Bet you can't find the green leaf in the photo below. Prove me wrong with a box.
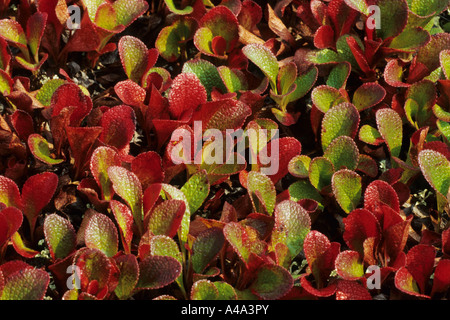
[247,171,276,215]
[136,255,182,290]
[181,170,210,214]
[335,250,364,280]
[156,18,197,62]
[84,213,119,257]
[359,125,384,146]
[271,200,311,264]
[108,166,144,235]
[321,102,360,151]
[160,184,191,243]
[308,157,335,192]
[249,264,293,300]
[119,36,152,83]
[28,134,64,165]
[182,58,227,96]
[191,227,225,274]
[147,199,186,238]
[190,280,219,300]
[36,79,65,106]
[332,169,362,213]
[375,0,408,40]
[0,265,49,300]
[288,180,324,207]
[376,108,403,158]
[242,43,279,89]
[218,66,248,93]
[114,254,139,300]
[418,149,450,196]
[90,146,121,201]
[44,213,77,260]
[311,85,347,113]
[352,83,386,111]
[288,155,311,178]
[440,50,450,79]
[214,281,237,300]
[164,0,193,15]
[326,62,351,89]
[284,66,318,105]
[324,136,360,171]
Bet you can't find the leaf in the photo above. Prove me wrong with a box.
[190,279,219,300]
[26,12,47,61]
[114,254,139,300]
[182,58,227,96]
[164,0,193,15]
[28,134,64,165]
[11,232,39,258]
[136,255,182,290]
[352,83,386,111]
[242,43,279,89]
[376,108,403,158]
[21,172,58,233]
[0,19,27,50]
[110,200,134,254]
[44,213,77,260]
[247,171,276,215]
[415,33,450,78]
[114,80,146,107]
[288,155,311,178]
[119,35,157,83]
[359,125,384,146]
[155,17,197,62]
[50,83,93,126]
[159,184,191,243]
[113,0,149,27]
[0,262,49,300]
[303,231,340,289]
[342,209,381,259]
[194,5,239,56]
[311,85,347,113]
[191,227,225,274]
[168,72,207,119]
[324,136,359,171]
[180,170,210,214]
[0,207,23,248]
[384,59,409,88]
[99,105,136,151]
[389,26,431,51]
[335,279,372,300]
[288,180,324,207]
[108,166,144,235]
[0,68,13,95]
[223,222,267,266]
[440,50,450,79]
[326,62,351,89]
[218,66,248,93]
[335,250,364,280]
[332,169,362,214]
[90,146,121,201]
[250,264,293,300]
[418,149,450,196]
[131,151,164,191]
[84,213,119,257]
[374,0,408,40]
[147,199,186,238]
[0,175,22,209]
[271,200,311,264]
[309,157,335,193]
[321,102,360,151]
[364,180,400,213]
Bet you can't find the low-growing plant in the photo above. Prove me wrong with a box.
[0,0,450,301]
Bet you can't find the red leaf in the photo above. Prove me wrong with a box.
[303,230,340,288]
[21,172,58,233]
[114,80,146,107]
[300,275,337,297]
[99,105,136,152]
[50,83,93,126]
[258,137,302,184]
[66,126,103,178]
[0,175,23,209]
[131,151,164,190]
[314,25,335,49]
[147,199,186,238]
[364,180,400,214]
[168,73,207,119]
[343,209,380,260]
[335,279,372,300]
[404,244,436,294]
[10,110,34,141]
[0,207,23,248]
[431,259,450,296]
